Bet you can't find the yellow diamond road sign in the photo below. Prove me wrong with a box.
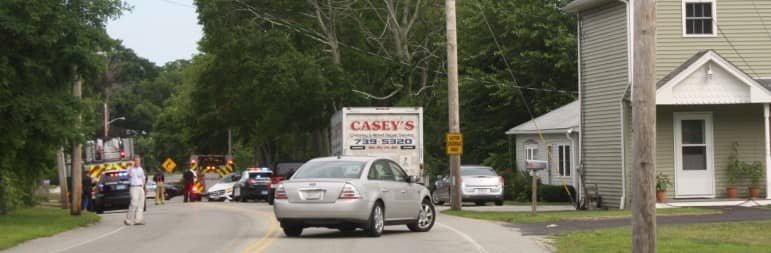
[446,133,463,155]
[162,158,177,173]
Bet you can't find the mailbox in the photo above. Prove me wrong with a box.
[525,160,548,176]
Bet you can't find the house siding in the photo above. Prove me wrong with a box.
[657,0,771,79]
[579,2,628,209]
[657,104,767,198]
[515,133,579,187]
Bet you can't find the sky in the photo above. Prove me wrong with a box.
[106,0,202,66]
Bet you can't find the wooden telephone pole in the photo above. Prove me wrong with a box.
[446,0,462,211]
[71,69,83,215]
[632,0,656,252]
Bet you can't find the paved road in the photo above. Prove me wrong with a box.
[3,198,550,253]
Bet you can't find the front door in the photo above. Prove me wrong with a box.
[674,112,715,198]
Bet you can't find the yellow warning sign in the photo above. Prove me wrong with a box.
[446,133,463,155]
[162,158,177,173]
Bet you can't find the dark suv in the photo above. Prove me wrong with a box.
[267,161,304,205]
[94,171,145,213]
[232,169,273,202]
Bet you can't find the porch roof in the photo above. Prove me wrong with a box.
[655,50,771,105]
[506,101,579,135]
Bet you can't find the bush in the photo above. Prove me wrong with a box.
[540,185,576,202]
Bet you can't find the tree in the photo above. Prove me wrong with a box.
[0,0,127,214]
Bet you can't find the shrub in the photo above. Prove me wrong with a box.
[540,185,576,202]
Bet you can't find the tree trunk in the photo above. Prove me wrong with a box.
[57,147,69,209]
[0,169,6,215]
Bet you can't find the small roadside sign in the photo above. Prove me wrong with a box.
[446,133,463,155]
[162,158,177,173]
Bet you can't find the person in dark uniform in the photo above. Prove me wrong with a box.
[82,171,93,211]
[183,168,195,203]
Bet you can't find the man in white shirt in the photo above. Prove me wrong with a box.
[125,155,146,225]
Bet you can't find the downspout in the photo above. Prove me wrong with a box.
[617,0,633,210]
[576,11,585,209]
[566,128,578,206]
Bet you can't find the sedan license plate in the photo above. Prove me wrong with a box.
[476,188,490,193]
[116,185,127,190]
[303,191,323,200]
[261,190,268,195]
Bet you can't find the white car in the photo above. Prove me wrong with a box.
[273,156,435,237]
[146,180,157,199]
[207,173,239,201]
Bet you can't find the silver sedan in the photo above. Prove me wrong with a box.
[273,156,435,237]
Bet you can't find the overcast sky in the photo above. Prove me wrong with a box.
[107,0,202,66]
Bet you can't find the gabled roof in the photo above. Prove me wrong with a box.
[655,50,771,104]
[564,0,617,13]
[506,101,579,135]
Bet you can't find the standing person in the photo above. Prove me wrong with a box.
[183,167,195,203]
[153,169,165,205]
[125,155,146,225]
[81,171,92,211]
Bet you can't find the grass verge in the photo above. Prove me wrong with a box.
[0,207,100,250]
[442,207,720,224]
[553,219,771,253]
[503,201,572,206]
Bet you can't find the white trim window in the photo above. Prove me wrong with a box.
[558,145,572,177]
[683,0,717,37]
[525,144,538,161]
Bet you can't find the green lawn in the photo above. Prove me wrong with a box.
[442,208,720,224]
[503,200,572,206]
[554,219,771,253]
[0,207,100,250]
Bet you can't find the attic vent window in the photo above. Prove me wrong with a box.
[683,0,716,36]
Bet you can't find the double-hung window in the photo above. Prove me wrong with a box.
[683,0,716,36]
[525,144,538,161]
[558,145,571,177]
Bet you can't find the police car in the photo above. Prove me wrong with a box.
[94,170,145,213]
[232,168,273,202]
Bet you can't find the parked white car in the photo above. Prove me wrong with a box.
[273,156,435,237]
[207,173,239,201]
[146,180,157,199]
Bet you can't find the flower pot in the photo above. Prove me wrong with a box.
[749,186,761,199]
[656,191,666,202]
[726,186,738,198]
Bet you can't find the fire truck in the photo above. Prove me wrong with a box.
[188,155,234,201]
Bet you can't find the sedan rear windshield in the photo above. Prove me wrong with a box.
[461,167,497,176]
[248,172,272,179]
[292,161,366,179]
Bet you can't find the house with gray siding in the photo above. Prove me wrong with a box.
[566,0,771,209]
[506,101,579,189]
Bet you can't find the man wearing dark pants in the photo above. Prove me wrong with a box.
[125,155,146,225]
[183,168,194,203]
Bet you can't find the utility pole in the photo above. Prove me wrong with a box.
[71,68,83,215]
[446,0,462,211]
[57,147,69,209]
[632,0,656,252]
[104,103,109,140]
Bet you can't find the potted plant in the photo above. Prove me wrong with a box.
[743,161,764,199]
[656,172,670,202]
[726,142,742,198]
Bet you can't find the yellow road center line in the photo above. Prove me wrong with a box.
[198,203,278,253]
[253,225,281,253]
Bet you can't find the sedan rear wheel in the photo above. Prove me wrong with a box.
[408,199,435,232]
[366,202,384,237]
[281,222,303,237]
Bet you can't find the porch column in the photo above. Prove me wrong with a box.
[765,104,771,199]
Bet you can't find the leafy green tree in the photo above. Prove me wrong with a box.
[0,0,127,214]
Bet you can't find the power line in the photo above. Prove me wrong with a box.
[159,0,195,9]
[717,25,761,78]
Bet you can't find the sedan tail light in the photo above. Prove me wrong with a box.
[274,184,288,199]
[498,176,504,186]
[338,183,361,199]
